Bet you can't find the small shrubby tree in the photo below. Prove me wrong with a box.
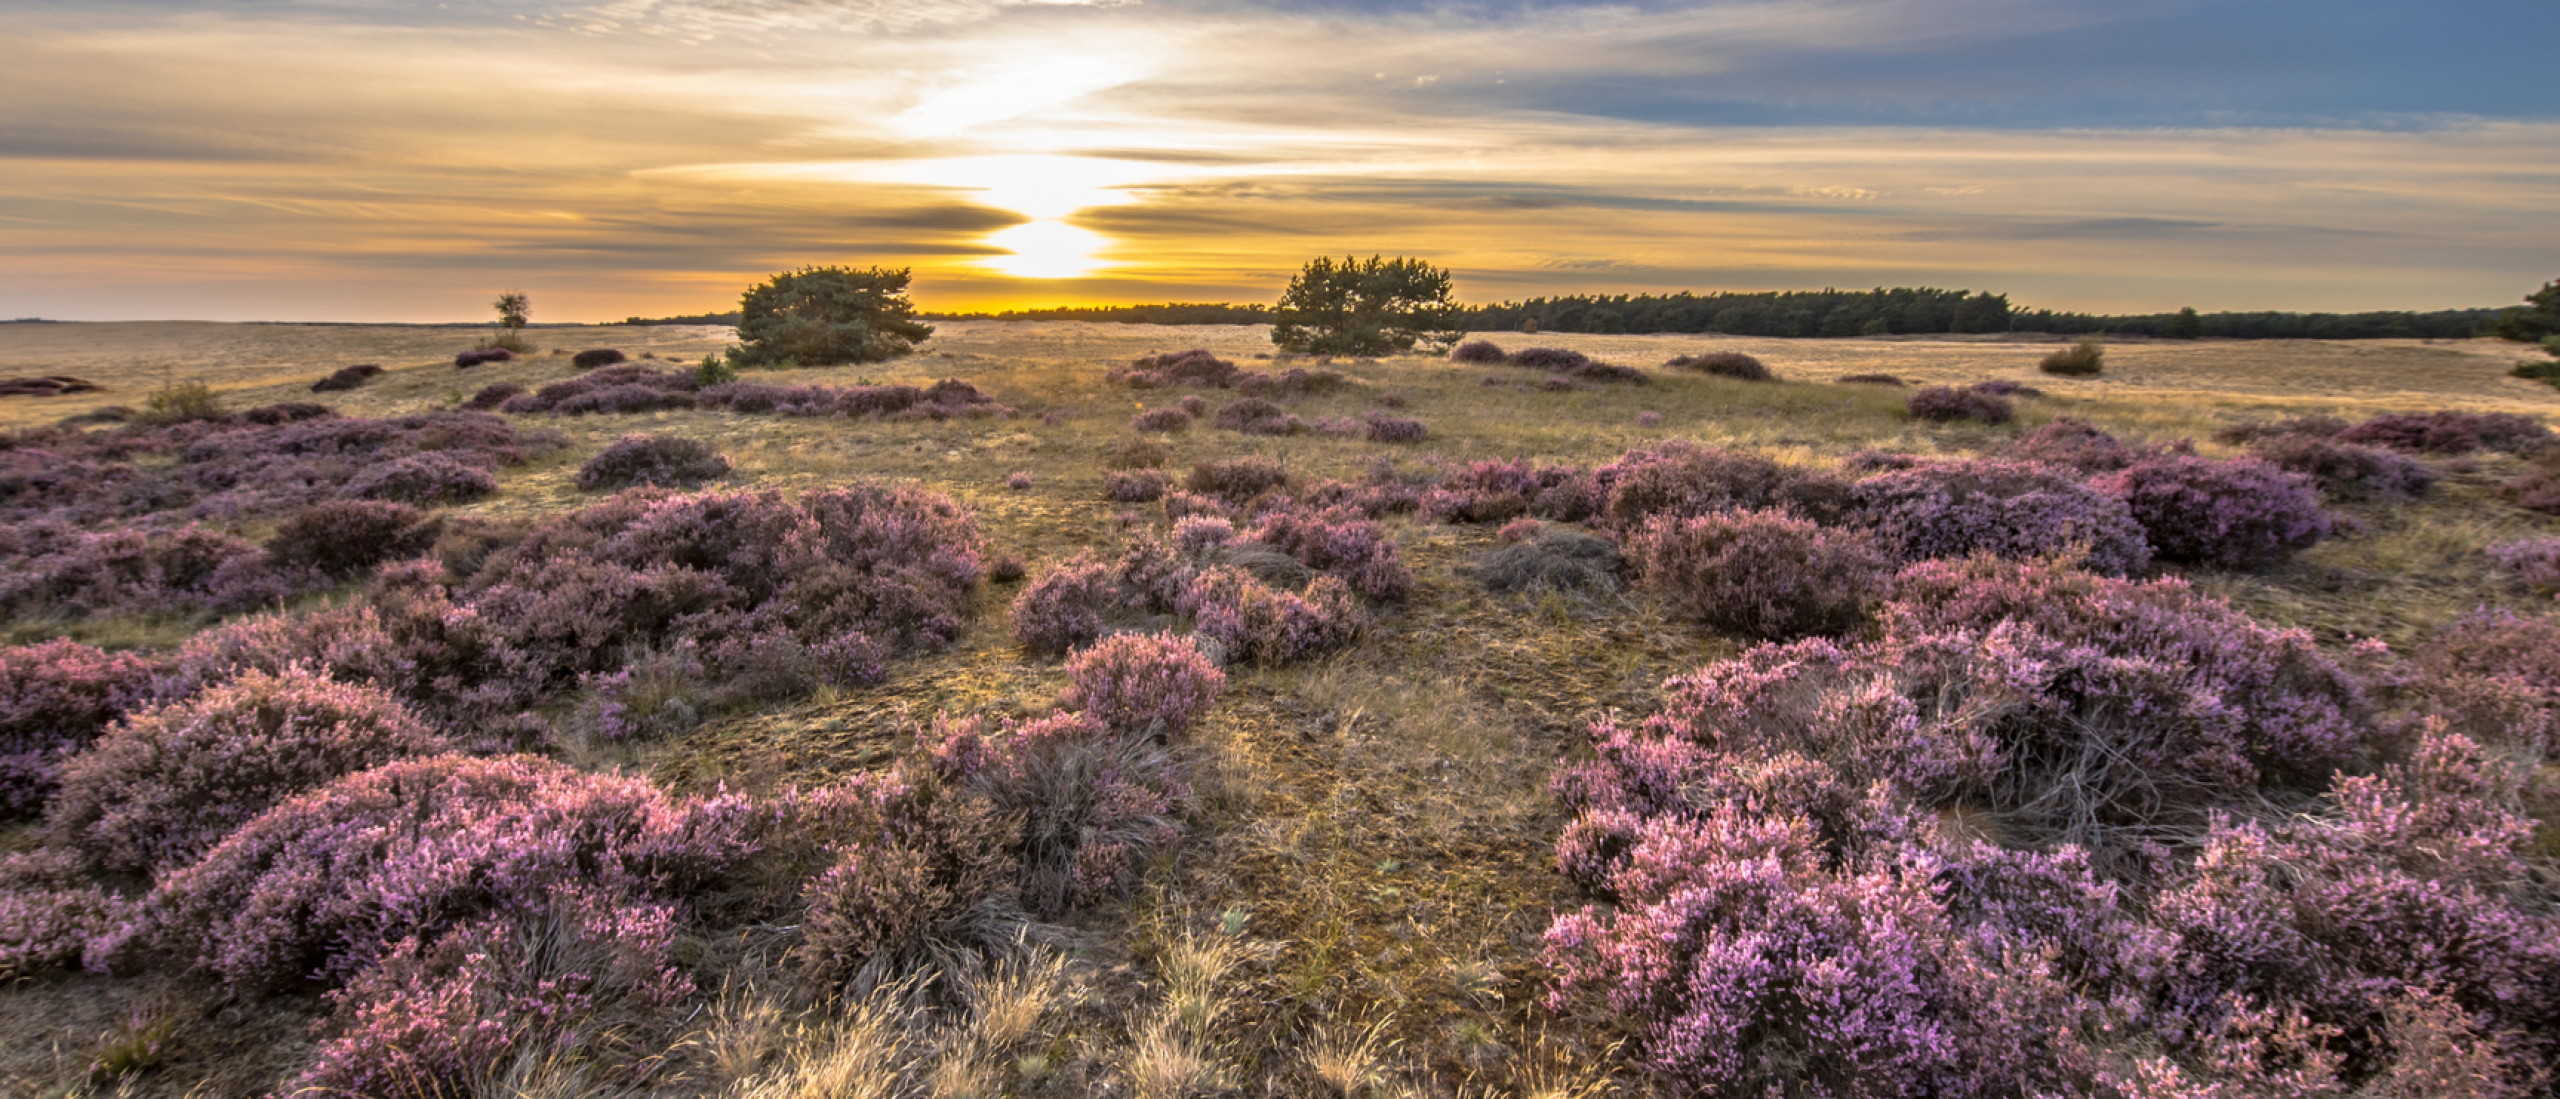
[728,266,933,369]
[1270,255,1461,356]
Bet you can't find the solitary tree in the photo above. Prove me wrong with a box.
[728,266,933,368]
[493,292,529,331]
[1270,256,1462,356]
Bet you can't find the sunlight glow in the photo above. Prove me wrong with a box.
[892,56,1140,137]
[982,219,1110,278]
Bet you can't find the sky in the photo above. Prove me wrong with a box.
[3,0,2556,321]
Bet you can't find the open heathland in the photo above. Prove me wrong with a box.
[2,320,2558,1098]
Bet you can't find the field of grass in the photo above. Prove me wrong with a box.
[2,321,2556,1097]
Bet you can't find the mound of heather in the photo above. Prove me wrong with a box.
[1851,458,2153,575]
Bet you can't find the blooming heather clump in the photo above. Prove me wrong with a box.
[1104,468,1172,503]
[1213,397,1301,435]
[789,772,1018,991]
[575,434,731,491]
[0,640,161,820]
[1968,379,2044,399]
[927,711,1190,916]
[1179,394,1210,417]
[1594,440,1853,531]
[1011,552,1116,655]
[1,852,143,978]
[453,348,513,368]
[1906,385,2014,424]
[1061,631,1226,737]
[1497,517,1542,544]
[2244,432,2436,502]
[152,753,757,992]
[48,667,451,876]
[1173,515,1236,555]
[1450,339,1507,363]
[1635,410,1664,428]
[1363,415,1426,443]
[1162,491,1233,523]
[1244,507,1412,600]
[343,450,501,505]
[1109,349,1241,388]
[2488,537,2560,593]
[1629,510,1891,641]
[310,364,384,393]
[2503,453,2560,515]
[0,521,321,620]
[1851,458,2153,575]
[266,499,438,578]
[2001,416,2141,473]
[1131,407,1192,433]
[1508,347,1591,372]
[1187,456,1290,504]
[1006,470,1032,491]
[1180,567,1363,665]
[571,348,627,370]
[2336,410,2553,455]
[1664,351,1773,381]
[2097,454,2330,569]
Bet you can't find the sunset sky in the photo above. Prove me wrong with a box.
[4,0,2555,322]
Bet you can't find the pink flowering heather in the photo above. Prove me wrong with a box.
[151,753,758,992]
[1061,631,1226,737]
[1497,517,1543,544]
[2334,410,2553,455]
[1012,552,1116,654]
[0,849,145,978]
[790,775,1018,991]
[2243,432,2435,502]
[49,666,452,876]
[265,498,437,578]
[343,450,501,505]
[0,639,161,820]
[2001,416,2142,473]
[2505,454,2560,514]
[2097,454,2331,569]
[1629,509,1892,641]
[1173,515,1237,555]
[1180,394,1210,417]
[1852,457,2153,575]
[1450,339,1507,363]
[1363,415,1427,444]
[1131,407,1192,433]
[574,433,731,491]
[1005,470,1033,491]
[2487,537,2560,593]
[1244,507,1413,600]
[1906,385,2014,424]
[1104,468,1173,503]
[1185,455,1291,504]
[1180,568,1364,664]
[1593,440,1853,530]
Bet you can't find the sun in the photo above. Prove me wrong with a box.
[982,219,1111,279]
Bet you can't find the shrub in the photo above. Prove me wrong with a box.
[1006,470,1032,491]
[1103,436,1173,470]
[1061,631,1226,737]
[1109,349,1241,389]
[1464,529,1626,596]
[1665,351,1773,381]
[2038,338,2104,376]
[1906,385,2014,424]
[2001,416,2139,473]
[1180,568,1363,664]
[452,348,513,368]
[1271,255,1459,355]
[137,380,224,425]
[1594,440,1853,531]
[1630,510,1890,641]
[1213,397,1298,435]
[571,348,627,370]
[575,434,731,491]
[1363,415,1426,444]
[1,859,142,978]
[1012,553,1115,655]
[268,499,437,577]
[2488,537,2560,592]
[49,667,451,876]
[2097,454,2330,569]
[1104,468,1172,503]
[789,774,1018,991]
[343,451,502,505]
[2500,454,2560,514]
[503,365,697,415]
[1180,394,1210,417]
[1497,517,1541,543]
[1244,507,1412,600]
[1508,347,1589,372]
[1173,515,1236,555]
[2336,411,2553,455]
[928,711,1189,916]
[988,554,1025,583]
[311,364,384,393]
[1969,379,2044,398]
[1131,407,1192,433]
[1450,340,1506,363]
[729,266,932,368]
[0,641,161,820]
[2211,415,2351,446]
[1836,373,1904,386]
[1187,456,1290,504]
[1852,458,2153,575]
[2244,432,2435,502]
[152,753,756,992]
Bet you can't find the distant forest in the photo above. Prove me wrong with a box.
[622,288,2513,340]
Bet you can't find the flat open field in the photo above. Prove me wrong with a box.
[4,321,2557,1097]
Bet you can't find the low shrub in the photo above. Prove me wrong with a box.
[2001,416,2139,473]
[0,640,161,820]
[0,521,312,619]
[575,434,731,491]
[1851,458,2153,575]
[1462,529,1624,595]
[49,667,451,876]
[1005,470,1032,491]
[1108,349,1241,389]
[0,853,142,978]
[1497,517,1541,543]
[1132,407,1192,433]
[1629,510,1890,641]
[2210,415,2352,446]
[1363,415,1426,444]
[311,364,384,393]
[2487,537,2560,592]
[267,499,437,577]
[1508,347,1590,372]
[2097,454,2330,569]
[1162,491,1233,522]
[1836,373,1904,386]
[1244,507,1412,600]
[2336,410,2553,455]
[1102,436,1173,470]
[1187,456,1290,504]
[788,774,1020,992]
[1173,515,1236,555]
[928,711,1188,916]
[2244,432,2436,502]
[1061,631,1226,737]
[2502,453,2560,514]
[1012,553,1116,655]
[1449,340,1507,363]
[1104,469,1172,503]
[1664,351,1773,381]
[1179,568,1363,664]
[452,348,513,368]
[1968,379,2043,399]
[571,348,627,370]
[1180,394,1209,417]
[1906,386,2014,424]
[1213,397,1299,435]
[1594,441,1853,531]
[343,451,501,505]
[136,381,224,426]
[2037,338,2104,376]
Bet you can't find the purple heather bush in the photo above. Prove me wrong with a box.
[1593,440,1854,531]
[48,666,452,876]
[2336,410,2553,456]
[266,499,438,577]
[988,553,1026,583]
[1664,351,1773,381]
[1449,339,1507,363]
[1108,349,1242,389]
[1012,552,1116,655]
[1162,490,1234,523]
[1173,515,1237,555]
[1421,457,1597,524]
[1363,415,1427,443]
[1508,347,1592,372]
[2096,454,2331,569]
[2244,432,2436,502]
[0,521,323,620]
[575,434,731,491]
[1061,630,1226,737]
[1,851,143,978]
[1497,517,1542,544]
[1187,455,1291,504]
[1851,458,2154,575]
[151,752,758,993]
[1180,394,1209,417]
[1213,397,1302,435]
[1132,407,1192,433]
[2002,416,2143,473]
[1104,468,1173,503]
[1969,379,2045,399]
[343,450,502,505]
[1906,385,2015,424]
[2488,536,2560,593]
[1180,567,1363,664]
[1836,373,1904,386]
[2503,453,2560,515]
[570,347,627,370]
[1635,410,1664,428]
[1006,470,1032,491]
[310,364,384,393]
[1244,507,1412,600]
[453,348,513,368]
[1312,416,1361,438]
[0,640,162,820]
[1629,509,1891,641]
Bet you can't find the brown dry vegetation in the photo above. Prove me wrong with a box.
[3,321,2557,1097]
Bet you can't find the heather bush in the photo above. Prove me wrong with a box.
[453,348,513,368]
[2211,415,2351,446]
[267,499,438,577]
[1593,440,1853,531]
[1103,436,1173,470]
[0,640,161,820]
[1464,529,1625,595]
[1664,351,1773,381]
[928,710,1189,917]
[49,667,451,876]
[1011,552,1115,655]
[988,553,1025,583]
[1508,347,1590,372]
[2244,432,2436,502]
[1239,366,1348,397]
[1244,507,1412,599]
[2487,536,2560,592]
[2337,410,2553,455]
[1836,373,1904,386]
[1629,510,1890,641]
[1109,349,1241,388]
[1852,458,2153,575]
[2097,454,2330,569]
[1173,515,1237,554]
[1906,385,2015,424]
[1187,455,1291,504]
[1969,379,2044,399]
[695,377,1010,421]
[1162,490,1233,522]
[1449,339,1506,363]
[1363,415,1427,443]
[1005,470,1032,491]
[1132,406,1192,433]
[1180,568,1363,664]
[1104,468,1172,503]
[343,450,501,505]
[576,434,732,493]
[2038,338,2104,376]
[571,348,628,370]
[0,863,141,978]
[1497,517,1541,543]
[311,364,384,393]
[788,771,1018,992]
[1061,631,1225,737]
[2003,416,2141,473]
[1214,397,1301,435]
[152,753,757,992]
[2503,453,2560,514]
